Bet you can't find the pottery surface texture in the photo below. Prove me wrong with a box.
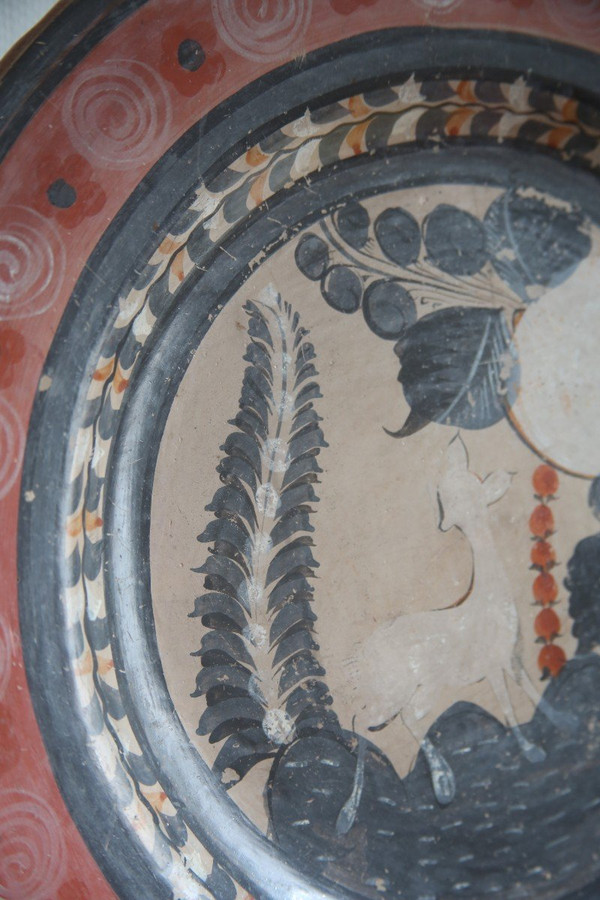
[2,2,600,899]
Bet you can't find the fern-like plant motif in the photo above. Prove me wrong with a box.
[190,285,338,788]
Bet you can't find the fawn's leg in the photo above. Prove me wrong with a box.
[511,662,578,733]
[489,669,546,763]
[401,709,455,806]
[335,734,366,836]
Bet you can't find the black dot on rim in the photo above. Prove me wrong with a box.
[177,39,205,72]
[47,179,77,209]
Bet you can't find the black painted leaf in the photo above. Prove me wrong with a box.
[566,533,600,654]
[294,381,322,414]
[229,407,267,443]
[194,630,255,670]
[243,339,273,381]
[216,455,258,493]
[268,573,314,613]
[423,204,488,276]
[291,405,321,434]
[220,432,262,478]
[192,665,252,699]
[334,201,370,250]
[288,422,327,461]
[363,279,416,340]
[485,188,591,302]
[197,697,265,742]
[295,233,330,281]
[199,517,248,552]
[393,306,516,434]
[160,808,188,849]
[272,629,319,668]
[270,509,315,546]
[245,301,273,347]
[191,594,248,632]
[321,265,363,313]
[213,728,276,788]
[285,680,334,721]
[277,481,319,518]
[374,207,421,268]
[206,860,237,900]
[270,600,317,647]
[278,651,326,696]
[197,554,247,598]
[267,539,318,586]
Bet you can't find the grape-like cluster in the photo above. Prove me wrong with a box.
[295,190,591,339]
[295,189,591,438]
[296,201,425,340]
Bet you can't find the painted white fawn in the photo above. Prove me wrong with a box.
[337,434,575,834]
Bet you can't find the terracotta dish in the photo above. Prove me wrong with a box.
[2,3,600,899]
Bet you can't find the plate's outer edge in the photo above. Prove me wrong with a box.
[2,2,600,900]
[18,23,600,900]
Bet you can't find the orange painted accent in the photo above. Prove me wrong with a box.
[346,120,370,155]
[249,170,269,207]
[456,80,477,104]
[529,504,554,538]
[158,236,181,255]
[85,511,103,531]
[512,309,525,329]
[246,145,268,167]
[533,572,558,606]
[66,517,82,538]
[172,248,186,283]
[445,107,474,137]
[538,643,567,678]
[546,126,573,150]
[561,98,578,123]
[113,366,129,394]
[97,656,114,677]
[92,360,113,382]
[530,540,556,570]
[75,652,93,677]
[532,464,559,498]
[535,608,561,642]
[348,95,370,118]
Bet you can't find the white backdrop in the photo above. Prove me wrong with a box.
[0,0,59,61]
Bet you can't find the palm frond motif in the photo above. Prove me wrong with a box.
[190,285,338,787]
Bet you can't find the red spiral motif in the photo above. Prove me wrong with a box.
[0,206,66,320]
[62,60,171,169]
[0,397,24,501]
[0,613,13,701]
[0,791,66,899]
[211,0,312,62]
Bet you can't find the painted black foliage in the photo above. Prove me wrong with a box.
[566,533,600,655]
[423,204,488,276]
[294,189,590,438]
[390,306,515,435]
[566,477,600,656]
[485,188,591,303]
[190,287,338,787]
[270,657,600,899]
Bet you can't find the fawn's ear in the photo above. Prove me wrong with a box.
[483,470,513,505]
